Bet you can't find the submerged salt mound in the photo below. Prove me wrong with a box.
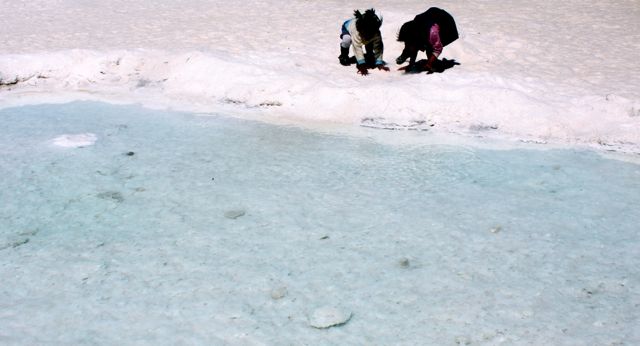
[52,133,97,148]
[308,306,353,329]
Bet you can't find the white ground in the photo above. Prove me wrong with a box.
[1,0,639,153]
[1,1,640,345]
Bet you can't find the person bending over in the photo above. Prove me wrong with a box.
[396,7,458,73]
[339,9,390,76]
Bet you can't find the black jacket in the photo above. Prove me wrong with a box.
[413,7,459,48]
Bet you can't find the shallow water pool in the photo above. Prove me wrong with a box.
[1,102,639,344]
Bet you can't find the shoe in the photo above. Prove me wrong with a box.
[339,46,351,66]
[396,53,408,64]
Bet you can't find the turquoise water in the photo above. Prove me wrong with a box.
[1,102,639,344]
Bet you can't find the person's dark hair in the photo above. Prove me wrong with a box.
[354,8,382,39]
[397,20,418,42]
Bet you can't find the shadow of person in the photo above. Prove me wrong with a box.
[398,58,460,74]
[432,58,460,73]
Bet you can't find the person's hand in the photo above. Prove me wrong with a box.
[377,65,390,72]
[357,64,369,76]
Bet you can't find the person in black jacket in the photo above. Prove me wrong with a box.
[396,7,458,73]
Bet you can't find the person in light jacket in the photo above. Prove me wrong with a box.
[339,9,389,76]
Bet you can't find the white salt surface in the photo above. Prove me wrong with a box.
[52,133,97,148]
[1,0,639,153]
[1,0,640,344]
[1,102,639,344]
